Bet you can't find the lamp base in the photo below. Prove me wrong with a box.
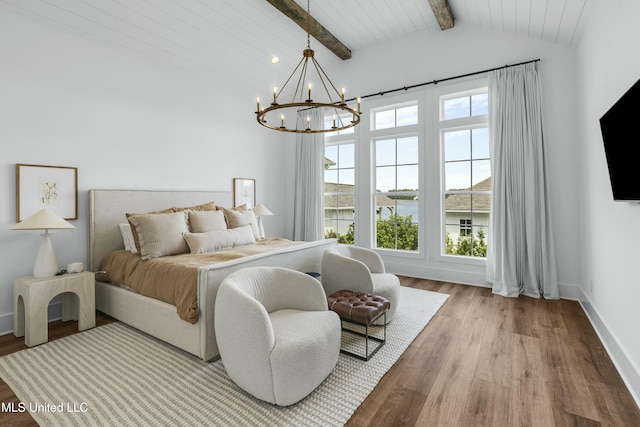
[33,233,59,278]
[257,217,265,239]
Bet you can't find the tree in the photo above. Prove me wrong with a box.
[445,229,487,257]
[325,214,419,250]
[376,214,418,251]
[324,225,354,244]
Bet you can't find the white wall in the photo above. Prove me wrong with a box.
[329,22,582,295]
[0,9,294,333]
[576,0,640,404]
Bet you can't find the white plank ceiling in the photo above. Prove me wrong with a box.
[1,0,592,94]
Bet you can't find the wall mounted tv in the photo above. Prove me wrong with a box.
[599,78,640,201]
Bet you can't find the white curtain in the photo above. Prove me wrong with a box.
[293,108,324,241]
[486,62,559,299]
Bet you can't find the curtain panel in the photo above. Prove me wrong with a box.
[486,62,559,299]
[293,108,325,241]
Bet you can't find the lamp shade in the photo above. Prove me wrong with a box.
[252,204,273,216]
[11,209,75,231]
[10,209,75,278]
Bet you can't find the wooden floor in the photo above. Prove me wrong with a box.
[1,277,639,427]
[347,277,640,427]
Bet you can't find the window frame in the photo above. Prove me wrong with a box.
[434,79,490,264]
[368,96,424,257]
[323,131,356,244]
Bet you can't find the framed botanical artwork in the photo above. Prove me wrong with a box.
[233,178,256,209]
[16,164,78,222]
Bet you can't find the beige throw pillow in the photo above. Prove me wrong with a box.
[127,211,189,260]
[183,225,256,254]
[222,208,260,239]
[173,201,217,212]
[189,210,227,233]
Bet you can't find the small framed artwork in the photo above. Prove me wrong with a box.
[16,164,78,222]
[233,178,256,208]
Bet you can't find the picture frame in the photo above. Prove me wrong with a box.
[233,178,256,209]
[16,164,78,222]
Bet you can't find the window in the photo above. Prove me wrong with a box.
[442,93,488,120]
[460,219,472,236]
[322,78,489,266]
[374,105,418,130]
[324,141,355,244]
[373,103,419,252]
[440,90,490,258]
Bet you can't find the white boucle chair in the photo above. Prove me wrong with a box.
[214,266,341,406]
[321,245,400,324]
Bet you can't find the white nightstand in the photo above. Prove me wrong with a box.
[13,271,96,347]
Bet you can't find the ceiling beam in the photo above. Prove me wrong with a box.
[428,0,455,30]
[265,0,352,60]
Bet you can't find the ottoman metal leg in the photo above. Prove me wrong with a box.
[339,310,387,361]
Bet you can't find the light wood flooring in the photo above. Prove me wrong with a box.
[1,277,639,426]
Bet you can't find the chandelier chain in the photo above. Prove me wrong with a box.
[306,0,311,49]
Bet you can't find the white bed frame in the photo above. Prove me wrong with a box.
[88,189,337,361]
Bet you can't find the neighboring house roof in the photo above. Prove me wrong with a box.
[324,157,336,169]
[324,183,395,209]
[325,178,492,212]
[444,177,491,212]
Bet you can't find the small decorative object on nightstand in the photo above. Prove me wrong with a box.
[13,271,96,347]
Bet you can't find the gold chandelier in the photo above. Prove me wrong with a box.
[255,0,360,133]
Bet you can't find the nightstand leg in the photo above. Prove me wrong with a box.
[24,295,49,347]
[77,285,95,331]
[13,295,25,338]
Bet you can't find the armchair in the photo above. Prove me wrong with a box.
[214,266,341,406]
[321,245,400,323]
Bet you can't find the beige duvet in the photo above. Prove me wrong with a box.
[97,238,303,323]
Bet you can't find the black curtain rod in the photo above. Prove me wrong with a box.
[348,58,541,102]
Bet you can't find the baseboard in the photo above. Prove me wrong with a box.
[0,312,13,337]
[579,290,640,408]
[384,261,491,289]
[558,282,582,301]
[387,259,583,301]
[0,301,62,337]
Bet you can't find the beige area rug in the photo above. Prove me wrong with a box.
[0,286,448,427]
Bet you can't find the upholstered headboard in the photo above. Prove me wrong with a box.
[88,189,232,272]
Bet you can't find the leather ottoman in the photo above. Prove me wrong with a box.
[327,290,390,360]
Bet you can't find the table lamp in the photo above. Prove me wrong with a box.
[11,208,75,278]
[252,204,273,239]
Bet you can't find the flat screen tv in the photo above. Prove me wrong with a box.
[599,78,640,201]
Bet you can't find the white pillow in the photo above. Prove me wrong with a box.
[118,223,138,253]
[183,225,256,254]
[189,210,227,233]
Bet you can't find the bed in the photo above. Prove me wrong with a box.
[88,189,337,361]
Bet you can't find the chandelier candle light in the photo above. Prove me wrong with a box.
[256,0,360,133]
